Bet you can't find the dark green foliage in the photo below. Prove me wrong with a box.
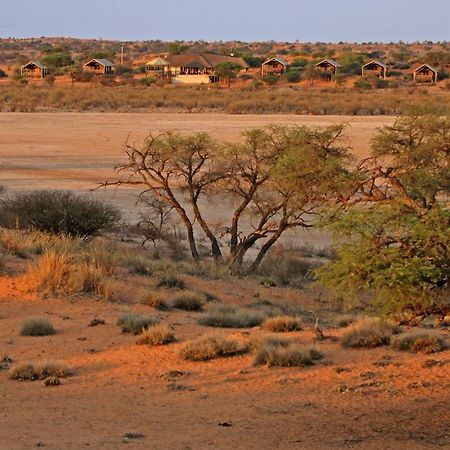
[156,274,185,290]
[242,54,265,68]
[0,190,120,238]
[41,52,74,68]
[286,70,301,83]
[171,294,204,311]
[262,74,278,84]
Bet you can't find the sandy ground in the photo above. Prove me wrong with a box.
[0,272,449,450]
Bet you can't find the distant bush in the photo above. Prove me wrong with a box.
[10,360,70,381]
[286,70,302,83]
[20,318,55,336]
[156,274,185,290]
[198,305,268,328]
[262,74,279,85]
[172,294,204,311]
[341,317,400,348]
[180,334,246,361]
[391,333,447,354]
[261,316,302,332]
[354,77,372,90]
[254,338,323,367]
[0,190,120,238]
[136,323,176,346]
[140,77,157,86]
[117,313,160,335]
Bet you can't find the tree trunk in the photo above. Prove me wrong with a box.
[248,227,285,273]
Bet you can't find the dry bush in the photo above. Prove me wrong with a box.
[117,313,160,335]
[198,304,268,328]
[253,337,323,367]
[136,323,176,346]
[9,360,70,381]
[156,273,185,290]
[180,334,246,361]
[261,316,302,332]
[341,317,400,348]
[20,318,55,336]
[83,239,119,276]
[0,228,53,257]
[172,293,204,311]
[127,255,154,276]
[391,333,447,354]
[335,314,358,328]
[141,292,169,310]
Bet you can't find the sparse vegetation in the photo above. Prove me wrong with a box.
[136,323,176,346]
[172,294,204,311]
[156,274,186,290]
[20,318,55,336]
[198,305,268,328]
[117,313,160,335]
[9,360,70,381]
[391,333,447,354]
[180,334,246,361]
[141,292,169,310]
[253,338,323,367]
[261,316,302,332]
[341,318,400,348]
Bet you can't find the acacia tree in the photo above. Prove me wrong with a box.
[317,115,450,315]
[104,125,351,272]
[214,62,242,87]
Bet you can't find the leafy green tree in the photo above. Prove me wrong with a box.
[317,115,450,315]
[167,42,189,55]
[214,62,242,87]
[41,52,73,68]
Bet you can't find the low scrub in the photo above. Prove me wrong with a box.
[117,313,160,335]
[198,305,268,328]
[9,360,70,380]
[180,334,246,361]
[20,318,55,336]
[172,294,204,311]
[341,317,400,348]
[156,274,185,290]
[136,323,176,346]
[261,316,302,332]
[141,292,169,310]
[254,338,323,367]
[0,190,120,238]
[391,333,447,354]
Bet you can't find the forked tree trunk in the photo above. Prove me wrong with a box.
[248,226,286,273]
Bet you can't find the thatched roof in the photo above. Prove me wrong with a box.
[146,57,170,67]
[414,63,438,74]
[262,57,289,67]
[362,60,387,69]
[21,61,47,70]
[316,59,341,68]
[84,58,114,68]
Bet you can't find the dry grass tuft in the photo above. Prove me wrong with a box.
[391,333,447,354]
[261,315,302,332]
[180,334,247,361]
[198,304,268,328]
[141,292,169,310]
[253,338,323,367]
[117,313,160,335]
[341,317,400,348]
[20,318,55,336]
[136,323,176,346]
[9,360,70,381]
[157,273,186,290]
[172,293,204,311]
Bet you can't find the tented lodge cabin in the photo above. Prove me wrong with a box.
[413,64,438,83]
[145,54,248,84]
[261,57,288,77]
[83,59,114,76]
[315,59,341,81]
[21,61,49,79]
[362,60,387,79]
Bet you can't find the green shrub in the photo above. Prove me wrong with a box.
[286,70,302,83]
[180,334,246,361]
[10,360,70,380]
[20,318,55,336]
[261,316,302,332]
[198,305,268,328]
[136,323,176,346]
[0,190,120,238]
[341,317,400,348]
[254,339,323,367]
[391,333,447,354]
[117,313,160,335]
[262,74,279,85]
[172,294,204,311]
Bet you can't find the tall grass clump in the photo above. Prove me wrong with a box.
[198,305,268,328]
[141,292,169,310]
[156,273,186,290]
[136,323,176,346]
[117,313,160,335]
[341,317,400,348]
[9,360,70,380]
[20,318,55,336]
[172,293,204,311]
[253,337,323,367]
[391,333,447,354]
[180,334,246,361]
[261,316,302,332]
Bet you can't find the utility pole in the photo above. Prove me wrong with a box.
[120,46,124,65]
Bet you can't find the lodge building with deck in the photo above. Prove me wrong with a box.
[83,58,115,76]
[413,64,438,83]
[315,59,341,81]
[21,61,49,79]
[362,60,387,79]
[261,57,289,77]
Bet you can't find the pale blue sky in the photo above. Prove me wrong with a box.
[0,0,449,42]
